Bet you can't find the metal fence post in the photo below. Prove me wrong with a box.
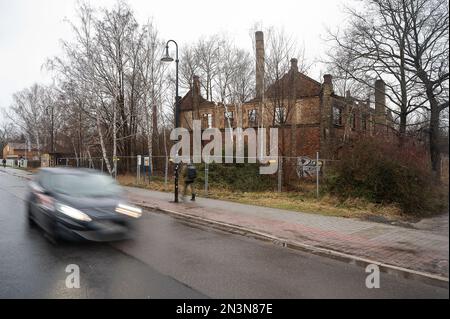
[277,156,283,192]
[164,156,168,190]
[205,161,209,196]
[136,155,140,184]
[316,151,319,198]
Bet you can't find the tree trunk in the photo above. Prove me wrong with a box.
[429,94,441,178]
[147,106,153,181]
[96,112,112,175]
[152,102,158,161]
[35,129,41,157]
[399,111,407,146]
[398,43,408,146]
[113,104,117,178]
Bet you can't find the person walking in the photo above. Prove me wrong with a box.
[2,158,6,168]
[182,161,197,201]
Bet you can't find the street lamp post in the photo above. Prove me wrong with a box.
[161,40,180,203]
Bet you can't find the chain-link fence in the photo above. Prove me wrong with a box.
[52,155,171,178]
[50,154,337,198]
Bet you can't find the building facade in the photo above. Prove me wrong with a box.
[179,31,395,161]
[2,142,40,161]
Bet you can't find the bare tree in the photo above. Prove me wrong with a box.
[195,35,220,100]
[137,20,167,174]
[327,0,449,176]
[0,120,20,153]
[46,1,114,173]
[402,0,449,176]
[324,41,370,99]
[179,45,199,91]
[44,1,171,175]
[7,84,49,156]
[260,26,309,163]
[326,0,428,142]
[228,49,255,128]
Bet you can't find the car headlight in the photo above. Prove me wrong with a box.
[115,203,142,218]
[56,203,92,222]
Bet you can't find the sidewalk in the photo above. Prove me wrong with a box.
[3,167,448,284]
[125,186,449,283]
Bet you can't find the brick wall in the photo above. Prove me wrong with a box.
[179,73,394,162]
[277,126,321,158]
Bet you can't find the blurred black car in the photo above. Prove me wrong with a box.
[26,167,142,242]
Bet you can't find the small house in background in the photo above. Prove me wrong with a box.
[2,142,40,161]
[41,152,75,167]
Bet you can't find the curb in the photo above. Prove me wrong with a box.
[135,201,449,290]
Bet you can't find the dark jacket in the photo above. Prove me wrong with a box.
[182,164,196,183]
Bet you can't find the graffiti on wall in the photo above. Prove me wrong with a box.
[296,156,323,178]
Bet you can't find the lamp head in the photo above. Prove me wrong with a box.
[161,45,174,62]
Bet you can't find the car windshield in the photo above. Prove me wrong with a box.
[47,173,122,197]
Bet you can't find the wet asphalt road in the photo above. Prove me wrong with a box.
[0,169,448,298]
[0,170,205,298]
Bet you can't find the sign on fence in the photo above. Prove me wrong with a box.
[296,156,323,178]
[144,156,149,167]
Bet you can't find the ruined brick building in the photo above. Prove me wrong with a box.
[179,31,395,160]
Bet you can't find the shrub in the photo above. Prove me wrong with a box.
[195,161,274,192]
[325,138,447,215]
[190,145,275,192]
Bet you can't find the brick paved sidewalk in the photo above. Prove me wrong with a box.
[125,186,449,279]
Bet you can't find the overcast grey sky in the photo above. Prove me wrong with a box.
[0,0,349,113]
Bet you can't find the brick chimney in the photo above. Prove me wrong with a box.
[320,74,334,158]
[322,74,334,101]
[374,79,386,134]
[290,58,298,72]
[193,75,200,96]
[288,58,298,102]
[192,75,201,120]
[255,31,265,100]
[346,90,351,99]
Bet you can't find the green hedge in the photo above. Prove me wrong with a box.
[194,161,274,192]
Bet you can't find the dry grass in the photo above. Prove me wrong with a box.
[117,174,404,220]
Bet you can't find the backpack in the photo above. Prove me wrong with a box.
[187,165,197,180]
